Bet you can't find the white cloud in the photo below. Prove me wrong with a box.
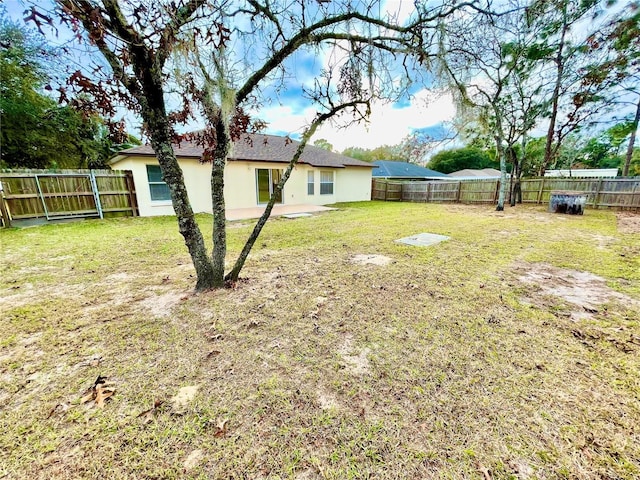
[260,105,317,135]
[261,89,456,152]
[382,0,417,23]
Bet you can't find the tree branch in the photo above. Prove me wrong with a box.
[235,8,431,105]
[57,0,140,96]
[247,0,286,49]
[157,0,207,67]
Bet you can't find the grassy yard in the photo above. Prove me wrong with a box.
[1,201,639,479]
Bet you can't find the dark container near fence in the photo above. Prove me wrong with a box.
[548,190,587,215]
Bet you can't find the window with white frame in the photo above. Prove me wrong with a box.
[146,165,171,201]
[307,171,314,195]
[320,171,334,195]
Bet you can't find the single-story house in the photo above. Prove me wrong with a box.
[447,168,502,180]
[110,133,373,217]
[544,168,618,178]
[371,160,448,180]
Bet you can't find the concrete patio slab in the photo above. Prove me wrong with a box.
[282,213,313,219]
[226,204,335,221]
[395,233,450,247]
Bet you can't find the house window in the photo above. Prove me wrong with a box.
[146,165,171,201]
[307,171,314,195]
[320,171,334,195]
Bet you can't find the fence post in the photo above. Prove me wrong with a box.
[125,170,139,216]
[494,180,500,202]
[34,174,51,220]
[456,181,462,203]
[537,177,545,204]
[0,181,12,228]
[426,182,431,202]
[593,178,604,209]
[89,170,104,219]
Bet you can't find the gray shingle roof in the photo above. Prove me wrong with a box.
[116,133,372,169]
[372,160,447,178]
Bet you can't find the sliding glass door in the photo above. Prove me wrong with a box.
[256,168,283,204]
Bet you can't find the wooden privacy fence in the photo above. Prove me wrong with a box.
[372,177,640,211]
[0,169,138,226]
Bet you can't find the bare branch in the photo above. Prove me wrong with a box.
[235,7,433,105]
[57,0,140,96]
[157,0,207,66]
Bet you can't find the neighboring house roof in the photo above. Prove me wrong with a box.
[371,160,448,179]
[112,133,372,169]
[447,168,502,179]
[544,168,618,178]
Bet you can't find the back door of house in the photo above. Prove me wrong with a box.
[256,169,283,204]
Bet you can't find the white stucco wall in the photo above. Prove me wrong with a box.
[335,167,373,203]
[111,156,212,217]
[111,156,372,216]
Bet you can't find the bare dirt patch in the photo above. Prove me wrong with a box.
[316,390,340,410]
[350,254,393,266]
[616,212,640,234]
[517,261,638,318]
[589,233,617,250]
[138,291,184,318]
[337,335,371,376]
[171,385,200,409]
[105,272,135,282]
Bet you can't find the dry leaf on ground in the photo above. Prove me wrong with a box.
[80,376,115,408]
[137,399,165,423]
[212,418,229,438]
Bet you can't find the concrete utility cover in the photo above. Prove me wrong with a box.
[395,233,450,247]
[282,213,313,219]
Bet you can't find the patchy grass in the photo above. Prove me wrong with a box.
[1,202,639,479]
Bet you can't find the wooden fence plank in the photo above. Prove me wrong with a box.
[0,182,11,227]
[371,177,640,211]
[0,169,138,225]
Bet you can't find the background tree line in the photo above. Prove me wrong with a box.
[0,10,138,170]
[333,122,639,177]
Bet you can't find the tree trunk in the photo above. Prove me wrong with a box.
[494,112,507,211]
[147,119,215,290]
[541,8,568,176]
[226,129,310,283]
[225,105,349,283]
[510,153,519,207]
[512,165,523,206]
[623,94,640,177]
[58,0,217,291]
[517,134,528,204]
[210,117,229,288]
[225,181,283,283]
[139,73,215,290]
[496,137,507,211]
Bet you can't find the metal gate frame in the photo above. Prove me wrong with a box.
[32,171,104,221]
